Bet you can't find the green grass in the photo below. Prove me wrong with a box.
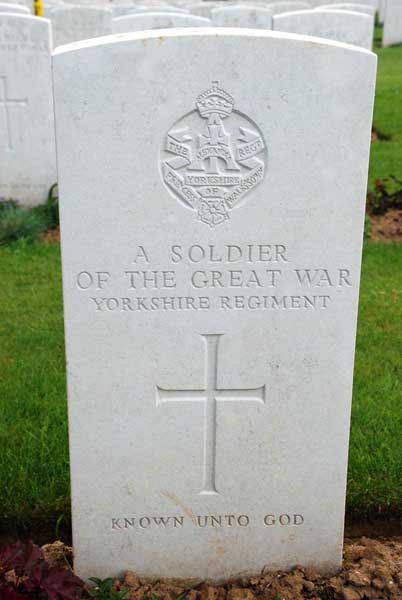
[369,27,402,190]
[0,241,401,533]
[349,243,402,518]
[0,241,69,535]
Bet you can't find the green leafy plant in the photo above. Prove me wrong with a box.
[0,183,59,246]
[88,578,128,600]
[364,216,372,241]
[0,201,47,245]
[366,176,402,215]
[33,183,59,230]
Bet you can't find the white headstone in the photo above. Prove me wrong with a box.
[211,5,273,27]
[315,2,375,14]
[50,5,112,48]
[273,9,374,48]
[6,0,31,7]
[43,1,66,17]
[53,28,376,581]
[112,5,189,16]
[265,1,311,14]
[378,0,385,23]
[188,1,222,18]
[112,12,211,31]
[382,0,402,46]
[125,4,189,12]
[0,14,56,205]
[0,3,30,13]
[311,0,377,7]
[62,0,111,5]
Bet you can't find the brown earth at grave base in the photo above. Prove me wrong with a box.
[41,537,402,600]
[369,210,402,243]
[40,226,60,243]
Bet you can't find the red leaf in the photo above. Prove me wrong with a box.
[0,541,42,576]
[40,567,84,600]
[0,584,25,600]
[23,561,48,592]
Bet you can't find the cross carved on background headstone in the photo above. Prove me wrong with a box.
[0,75,27,151]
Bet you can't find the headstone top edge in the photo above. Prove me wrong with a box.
[274,8,373,19]
[112,11,210,20]
[0,13,51,24]
[50,5,113,14]
[52,26,377,56]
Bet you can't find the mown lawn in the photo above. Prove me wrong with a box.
[0,242,69,536]
[369,28,402,190]
[0,241,401,535]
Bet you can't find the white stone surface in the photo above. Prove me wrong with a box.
[53,28,376,581]
[111,5,188,15]
[50,5,112,47]
[0,3,30,13]
[62,0,111,5]
[0,14,56,205]
[311,0,377,7]
[43,1,66,18]
[112,12,211,30]
[211,5,273,27]
[273,9,374,48]
[317,2,375,14]
[188,1,222,18]
[382,0,402,46]
[6,0,31,7]
[265,1,311,14]
[378,0,385,23]
[112,5,189,15]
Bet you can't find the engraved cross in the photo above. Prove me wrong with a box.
[156,334,265,496]
[0,76,27,151]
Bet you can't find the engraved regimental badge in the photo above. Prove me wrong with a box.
[161,81,266,228]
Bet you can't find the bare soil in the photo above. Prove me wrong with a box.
[369,210,402,243]
[42,537,402,600]
[40,227,60,243]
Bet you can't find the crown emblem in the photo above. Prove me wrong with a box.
[196,81,234,120]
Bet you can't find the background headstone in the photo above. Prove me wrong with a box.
[0,3,30,14]
[112,12,211,31]
[316,3,376,14]
[265,1,311,14]
[50,5,112,48]
[310,0,377,7]
[273,9,374,49]
[0,14,56,205]
[111,5,189,16]
[188,1,222,18]
[211,5,273,27]
[382,0,402,46]
[7,0,32,8]
[378,0,385,23]
[53,28,376,581]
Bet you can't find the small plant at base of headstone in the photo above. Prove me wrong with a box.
[0,184,59,246]
[88,578,128,600]
[33,183,59,232]
[0,199,48,246]
[0,540,85,600]
[367,176,402,215]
